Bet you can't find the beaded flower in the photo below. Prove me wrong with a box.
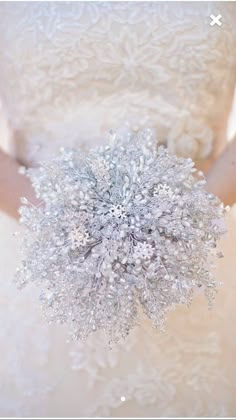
[16,128,226,344]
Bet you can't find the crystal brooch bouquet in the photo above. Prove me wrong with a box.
[16,128,226,343]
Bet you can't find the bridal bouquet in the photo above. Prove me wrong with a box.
[16,128,226,343]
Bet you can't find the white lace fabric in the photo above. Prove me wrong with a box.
[0,2,236,163]
[0,1,236,416]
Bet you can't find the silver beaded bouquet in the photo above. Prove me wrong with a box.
[16,128,226,343]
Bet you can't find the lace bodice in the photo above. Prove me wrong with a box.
[0,1,236,165]
[1,2,236,417]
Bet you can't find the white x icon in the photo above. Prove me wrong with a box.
[210,14,222,27]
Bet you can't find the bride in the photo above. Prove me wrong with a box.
[0,1,236,417]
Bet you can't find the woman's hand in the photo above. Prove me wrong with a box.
[205,136,236,206]
[0,149,39,219]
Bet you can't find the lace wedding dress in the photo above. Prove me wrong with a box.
[0,1,236,417]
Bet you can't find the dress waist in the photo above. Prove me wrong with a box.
[10,93,215,167]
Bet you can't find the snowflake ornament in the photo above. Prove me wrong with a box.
[16,128,227,344]
[68,226,90,251]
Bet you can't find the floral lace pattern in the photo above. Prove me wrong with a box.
[0,1,236,416]
[0,2,236,164]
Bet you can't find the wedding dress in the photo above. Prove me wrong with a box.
[0,1,236,417]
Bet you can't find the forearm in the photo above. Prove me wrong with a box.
[205,137,236,206]
[0,149,36,219]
